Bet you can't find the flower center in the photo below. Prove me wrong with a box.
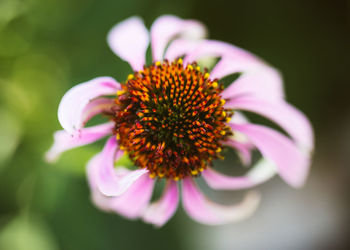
[112,59,233,180]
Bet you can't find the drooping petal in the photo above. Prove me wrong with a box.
[182,178,261,225]
[221,66,284,101]
[107,16,149,71]
[94,136,149,196]
[58,77,120,134]
[226,97,314,153]
[142,180,179,227]
[202,159,276,190]
[230,123,311,188]
[45,122,114,163]
[224,139,253,166]
[184,40,262,66]
[183,40,284,100]
[151,15,206,61]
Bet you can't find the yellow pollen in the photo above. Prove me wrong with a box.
[177,58,183,64]
[127,74,134,80]
[196,66,200,71]
[149,172,156,178]
[212,81,218,88]
[216,147,222,153]
[204,72,210,79]
[187,65,193,71]
[220,99,226,105]
[117,90,126,96]
[174,176,180,181]
[226,117,231,123]
[155,61,161,66]
[220,130,226,135]
[222,111,226,117]
[191,169,198,175]
[116,133,120,140]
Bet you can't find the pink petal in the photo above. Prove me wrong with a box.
[202,159,276,190]
[184,40,262,66]
[58,77,120,134]
[226,97,314,153]
[182,178,261,225]
[221,66,284,101]
[227,111,255,161]
[151,15,206,61]
[183,40,284,100]
[45,122,114,163]
[107,174,155,219]
[142,180,179,227]
[94,137,148,196]
[230,123,311,188]
[224,139,253,165]
[164,38,201,62]
[88,163,154,218]
[107,16,149,71]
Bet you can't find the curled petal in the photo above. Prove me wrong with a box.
[142,180,179,227]
[151,15,206,61]
[45,122,114,163]
[226,97,314,153]
[182,178,261,225]
[202,159,276,190]
[107,16,149,71]
[224,139,253,166]
[58,76,120,134]
[230,123,311,188]
[93,136,149,196]
[90,172,155,219]
[88,161,155,219]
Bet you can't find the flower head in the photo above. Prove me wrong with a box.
[46,15,314,226]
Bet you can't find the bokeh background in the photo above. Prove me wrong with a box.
[0,0,349,249]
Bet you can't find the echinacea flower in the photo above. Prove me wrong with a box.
[46,15,314,227]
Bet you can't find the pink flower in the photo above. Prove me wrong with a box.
[46,15,314,227]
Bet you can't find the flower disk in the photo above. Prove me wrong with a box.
[113,59,233,180]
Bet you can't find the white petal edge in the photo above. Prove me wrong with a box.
[58,76,120,134]
[88,163,155,219]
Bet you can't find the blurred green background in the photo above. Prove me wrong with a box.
[0,0,348,249]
